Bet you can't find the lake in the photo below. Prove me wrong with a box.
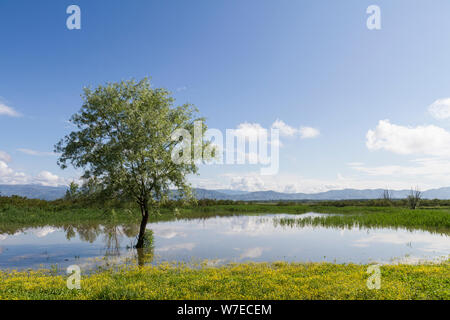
[0,213,448,271]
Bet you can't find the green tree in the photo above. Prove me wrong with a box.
[55,78,211,248]
[64,181,80,200]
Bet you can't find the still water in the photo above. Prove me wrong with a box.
[0,213,448,270]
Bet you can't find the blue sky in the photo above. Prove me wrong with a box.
[1,0,450,192]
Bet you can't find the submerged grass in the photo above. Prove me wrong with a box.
[274,208,450,235]
[0,261,448,300]
[1,203,449,235]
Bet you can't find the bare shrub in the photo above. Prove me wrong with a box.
[407,187,421,210]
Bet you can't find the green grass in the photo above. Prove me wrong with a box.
[274,207,450,234]
[1,261,449,300]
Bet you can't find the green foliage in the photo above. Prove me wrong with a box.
[64,182,80,200]
[142,230,154,249]
[55,78,213,214]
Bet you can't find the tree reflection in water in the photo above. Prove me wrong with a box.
[0,222,155,267]
[136,230,154,266]
[103,224,122,257]
[63,223,154,266]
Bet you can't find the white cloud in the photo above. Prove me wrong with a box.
[271,119,297,137]
[152,227,186,239]
[17,148,57,156]
[176,86,187,92]
[0,151,11,163]
[0,161,14,177]
[34,227,57,238]
[215,172,367,193]
[366,120,450,156]
[428,98,450,120]
[0,159,68,187]
[353,232,450,254]
[299,126,320,139]
[232,121,320,141]
[362,114,450,188]
[34,171,67,186]
[0,103,21,117]
[0,160,29,184]
[156,242,196,252]
[350,157,450,181]
[347,162,364,167]
[271,120,320,139]
[239,247,264,259]
[194,172,321,193]
[231,122,267,142]
[188,177,229,190]
[229,174,266,191]
[193,168,443,194]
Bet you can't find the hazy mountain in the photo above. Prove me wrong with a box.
[213,189,250,196]
[0,184,67,201]
[2,184,450,201]
[194,187,450,201]
[192,189,232,200]
[422,187,450,199]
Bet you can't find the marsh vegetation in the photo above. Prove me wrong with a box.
[1,195,449,299]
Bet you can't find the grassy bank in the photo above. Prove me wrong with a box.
[0,261,448,300]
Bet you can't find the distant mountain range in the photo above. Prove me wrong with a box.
[0,184,67,201]
[2,184,450,201]
[192,188,450,201]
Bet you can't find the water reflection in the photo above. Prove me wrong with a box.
[0,214,448,270]
[0,222,154,270]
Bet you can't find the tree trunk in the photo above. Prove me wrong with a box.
[136,248,145,266]
[135,204,149,249]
